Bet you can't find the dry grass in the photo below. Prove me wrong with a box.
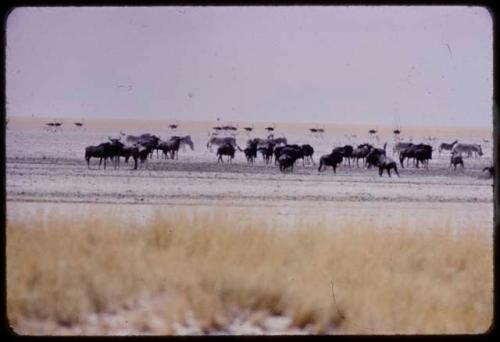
[6,208,493,335]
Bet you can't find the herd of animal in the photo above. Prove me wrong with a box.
[85,133,194,170]
[84,132,494,178]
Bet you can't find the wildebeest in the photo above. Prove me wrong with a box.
[438,140,458,156]
[351,143,372,167]
[392,142,413,156]
[301,144,315,165]
[244,140,258,163]
[483,166,494,178]
[280,145,304,166]
[217,143,236,163]
[257,142,275,164]
[318,150,344,173]
[366,150,399,177]
[126,133,160,158]
[449,152,464,170]
[452,143,483,158]
[399,144,432,168]
[278,153,298,172]
[85,137,124,169]
[159,136,181,159]
[273,145,285,165]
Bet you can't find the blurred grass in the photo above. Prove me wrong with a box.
[6,208,493,335]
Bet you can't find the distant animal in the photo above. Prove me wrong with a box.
[159,136,181,159]
[53,121,63,132]
[399,144,432,168]
[365,147,386,169]
[177,135,195,151]
[74,119,85,130]
[351,144,372,167]
[449,152,464,170]
[126,133,160,158]
[207,136,242,152]
[279,145,304,166]
[257,142,275,164]
[333,145,353,166]
[483,166,494,178]
[452,143,483,158]
[392,142,413,156]
[366,150,399,177]
[217,143,236,163]
[85,137,123,169]
[278,153,298,172]
[118,144,139,169]
[301,144,315,165]
[243,124,254,135]
[438,140,458,156]
[273,145,285,165]
[244,140,258,163]
[265,124,275,133]
[268,135,288,146]
[318,150,344,173]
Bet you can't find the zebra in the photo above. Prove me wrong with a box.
[452,143,483,158]
[438,140,458,156]
[207,136,242,152]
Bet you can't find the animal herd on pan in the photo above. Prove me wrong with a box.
[71,121,493,178]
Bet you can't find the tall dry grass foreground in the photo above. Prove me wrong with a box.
[6,209,493,335]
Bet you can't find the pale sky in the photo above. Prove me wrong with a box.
[5,6,493,127]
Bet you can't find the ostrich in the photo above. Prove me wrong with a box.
[53,121,63,132]
[393,124,402,141]
[243,124,254,136]
[168,121,179,130]
[265,123,276,134]
[74,119,85,131]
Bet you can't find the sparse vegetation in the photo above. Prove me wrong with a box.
[6,209,493,335]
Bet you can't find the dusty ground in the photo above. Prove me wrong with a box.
[5,117,494,335]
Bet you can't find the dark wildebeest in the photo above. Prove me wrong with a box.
[273,145,285,165]
[449,152,464,170]
[301,144,315,165]
[415,145,433,168]
[244,140,258,163]
[159,136,181,159]
[85,137,123,169]
[118,144,140,170]
[366,150,399,177]
[341,145,353,166]
[392,142,413,156]
[278,153,298,172]
[399,144,432,168]
[351,143,372,167]
[257,142,275,164]
[126,134,161,158]
[438,140,458,156]
[483,166,494,178]
[217,143,236,163]
[280,145,304,166]
[318,150,344,173]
